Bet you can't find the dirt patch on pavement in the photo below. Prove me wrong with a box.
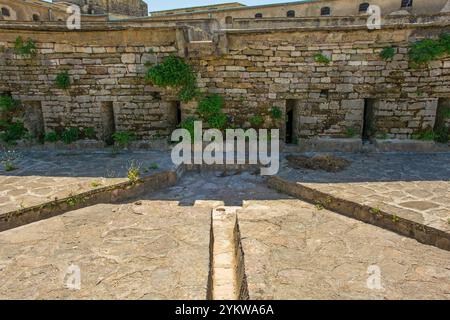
[286,154,351,172]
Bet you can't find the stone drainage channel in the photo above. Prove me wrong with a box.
[210,206,248,300]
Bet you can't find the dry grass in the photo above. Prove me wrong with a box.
[286,154,351,172]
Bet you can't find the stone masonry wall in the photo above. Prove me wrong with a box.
[0,23,449,142]
[190,27,450,139]
[0,28,180,140]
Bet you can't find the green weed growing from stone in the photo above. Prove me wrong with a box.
[249,115,264,128]
[83,127,96,139]
[44,131,59,142]
[1,149,22,172]
[14,36,37,57]
[314,53,331,64]
[408,33,450,67]
[379,47,395,61]
[345,127,358,138]
[149,163,159,170]
[0,95,19,113]
[61,127,80,144]
[197,94,227,129]
[55,71,71,89]
[112,131,136,149]
[270,106,283,120]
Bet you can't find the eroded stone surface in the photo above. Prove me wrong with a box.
[278,153,450,233]
[0,200,211,299]
[238,199,450,300]
[0,150,173,214]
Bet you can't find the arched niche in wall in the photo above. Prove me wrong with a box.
[321,7,331,16]
[287,10,295,17]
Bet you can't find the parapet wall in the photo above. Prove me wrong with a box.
[0,18,449,142]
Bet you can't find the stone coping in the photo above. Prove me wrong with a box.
[0,170,177,232]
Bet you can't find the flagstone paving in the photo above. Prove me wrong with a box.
[0,171,449,299]
[277,152,450,234]
[238,199,450,300]
[0,150,174,215]
[0,201,212,299]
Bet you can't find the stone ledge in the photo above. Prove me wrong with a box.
[0,170,178,232]
[374,139,450,152]
[267,176,450,251]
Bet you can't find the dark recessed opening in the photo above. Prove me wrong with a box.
[362,98,376,142]
[1,7,10,17]
[320,89,329,99]
[434,98,450,142]
[101,101,115,145]
[286,99,298,144]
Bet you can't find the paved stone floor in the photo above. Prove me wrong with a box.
[0,150,174,214]
[0,171,449,299]
[0,201,211,299]
[239,199,450,300]
[277,153,450,233]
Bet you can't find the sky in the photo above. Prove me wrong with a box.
[43,1,306,13]
[145,1,304,12]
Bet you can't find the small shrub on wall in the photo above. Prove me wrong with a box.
[61,127,80,144]
[408,33,450,67]
[146,55,198,102]
[380,47,395,61]
[14,37,37,57]
[314,53,331,64]
[197,94,227,129]
[55,71,71,89]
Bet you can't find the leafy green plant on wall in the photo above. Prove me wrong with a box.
[0,121,27,143]
[197,94,227,129]
[83,127,96,139]
[61,127,80,144]
[345,127,358,138]
[249,115,264,128]
[0,95,19,113]
[408,33,450,67]
[112,131,136,149]
[411,128,436,141]
[314,53,331,64]
[380,46,395,61]
[55,71,71,89]
[14,36,37,57]
[270,106,283,120]
[44,131,59,142]
[146,55,198,102]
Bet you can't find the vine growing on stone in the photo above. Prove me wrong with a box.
[146,55,198,102]
[14,36,37,57]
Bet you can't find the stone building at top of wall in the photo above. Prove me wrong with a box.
[53,0,148,17]
[0,0,148,22]
[149,0,450,27]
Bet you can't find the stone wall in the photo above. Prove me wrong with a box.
[190,26,450,139]
[0,21,449,142]
[0,27,180,140]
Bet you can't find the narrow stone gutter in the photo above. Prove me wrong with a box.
[210,206,249,300]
